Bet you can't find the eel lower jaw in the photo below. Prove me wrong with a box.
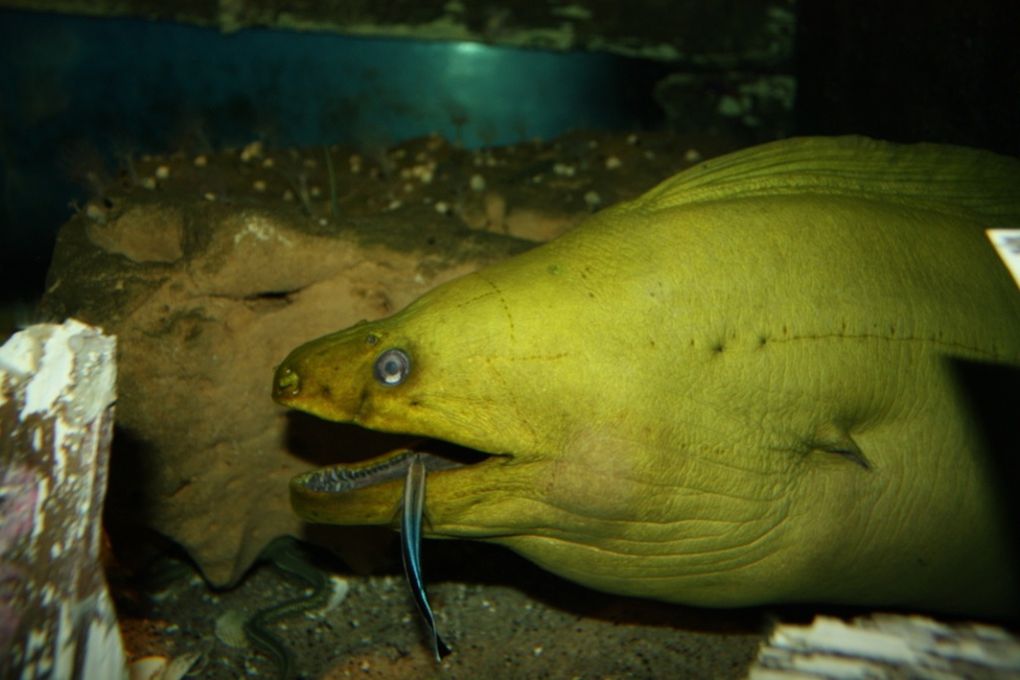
[289,441,503,526]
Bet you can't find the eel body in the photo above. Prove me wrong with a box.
[274,136,1020,617]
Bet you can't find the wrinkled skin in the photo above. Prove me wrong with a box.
[274,137,1020,617]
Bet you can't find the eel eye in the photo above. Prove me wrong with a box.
[373,348,411,386]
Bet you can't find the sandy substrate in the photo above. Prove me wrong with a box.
[114,533,778,679]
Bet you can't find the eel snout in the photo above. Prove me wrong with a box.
[271,337,349,420]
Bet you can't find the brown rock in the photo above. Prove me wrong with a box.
[86,204,184,264]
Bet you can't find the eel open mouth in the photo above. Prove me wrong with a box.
[294,441,488,494]
[273,344,503,527]
[289,437,495,526]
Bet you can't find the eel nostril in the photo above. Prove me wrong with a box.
[274,366,301,398]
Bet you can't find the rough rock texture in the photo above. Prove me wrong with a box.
[41,132,716,586]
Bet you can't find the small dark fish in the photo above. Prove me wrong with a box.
[400,454,451,661]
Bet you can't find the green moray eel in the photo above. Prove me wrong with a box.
[273,136,1020,617]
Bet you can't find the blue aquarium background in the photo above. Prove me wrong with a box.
[0,9,666,302]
